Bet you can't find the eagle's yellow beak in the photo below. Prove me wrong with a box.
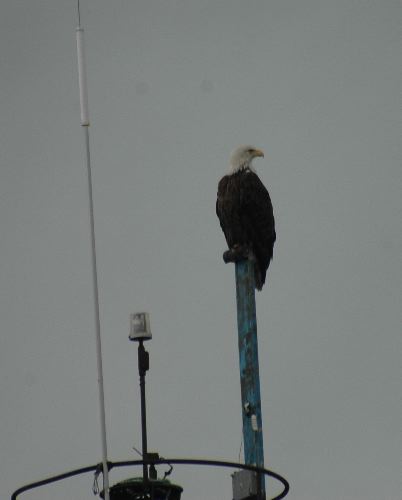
[253,149,264,158]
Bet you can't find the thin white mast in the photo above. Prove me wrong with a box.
[76,3,110,498]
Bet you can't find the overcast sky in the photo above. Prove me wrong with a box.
[1,1,401,499]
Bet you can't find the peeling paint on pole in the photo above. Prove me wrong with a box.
[235,259,265,498]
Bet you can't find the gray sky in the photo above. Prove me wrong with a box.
[1,1,401,499]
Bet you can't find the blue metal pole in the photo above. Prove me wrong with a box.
[235,259,265,498]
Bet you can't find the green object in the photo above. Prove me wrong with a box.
[103,477,183,500]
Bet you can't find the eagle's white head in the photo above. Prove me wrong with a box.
[229,145,264,174]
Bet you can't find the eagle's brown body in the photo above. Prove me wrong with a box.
[216,167,276,290]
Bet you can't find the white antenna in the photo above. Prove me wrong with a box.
[75,2,110,499]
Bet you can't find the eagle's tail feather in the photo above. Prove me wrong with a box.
[249,251,264,291]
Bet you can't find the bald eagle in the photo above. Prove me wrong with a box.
[216,146,276,290]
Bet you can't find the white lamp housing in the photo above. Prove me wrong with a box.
[129,312,152,341]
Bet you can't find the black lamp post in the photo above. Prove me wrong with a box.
[129,313,152,485]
